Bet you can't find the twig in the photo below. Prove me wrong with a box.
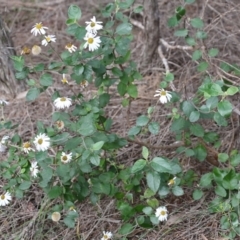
[126,137,184,150]
[130,18,144,30]
[157,45,176,91]
[160,38,193,51]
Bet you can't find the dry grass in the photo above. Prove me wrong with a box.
[0,0,240,239]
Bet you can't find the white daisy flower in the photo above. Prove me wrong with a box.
[61,74,68,84]
[33,133,50,151]
[154,89,172,104]
[31,22,48,36]
[168,177,176,186]
[30,161,39,178]
[0,144,6,153]
[85,16,103,34]
[31,45,42,56]
[54,97,72,109]
[41,35,56,46]
[22,142,35,154]
[0,99,9,105]
[51,212,61,222]
[101,231,113,240]
[65,43,77,53]
[0,136,9,153]
[0,191,12,206]
[155,206,168,222]
[61,152,72,164]
[1,136,9,145]
[84,32,101,52]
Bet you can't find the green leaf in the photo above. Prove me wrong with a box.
[192,189,203,200]
[118,223,134,235]
[18,181,31,190]
[63,211,78,228]
[48,186,63,199]
[214,112,227,126]
[172,186,184,196]
[148,122,159,135]
[117,82,127,96]
[78,114,96,136]
[218,153,228,163]
[40,73,53,87]
[99,93,110,108]
[136,115,149,127]
[158,186,170,197]
[182,101,195,117]
[142,146,149,160]
[68,5,81,20]
[150,157,172,173]
[128,126,141,136]
[208,48,219,57]
[194,145,207,161]
[190,18,204,28]
[196,31,207,39]
[215,185,227,197]
[134,5,143,13]
[189,111,200,122]
[116,23,132,35]
[197,61,208,72]
[225,86,238,96]
[217,100,232,116]
[90,154,100,166]
[164,72,174,82]
[190,123,204,137]
[175,7,186,21]
[192,50,202,60]
[146,171,161,193]
[142,206,153,215]
[230,154,240,167]
[51,132,70,144]
[185,37,196,46]
[131,159,147,174]
[26,88,40,101]
[200,172,213,187]
[127,84,138,98]
[92,141,104,151]
[174,29,188,37]
[167,16,179,27]
[119,0,134,9]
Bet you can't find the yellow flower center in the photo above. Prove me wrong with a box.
[87,38,94,44]
[35,23,43,30]
[1,194,5,200]
[161,90,166,96]
[62,78,68,84]
[90,22,96,27]
[103,235,108,240]
[38,139,43,145]
[60,97,66,102]
[66,43,72,48]
[46,36,51,42]
[62,156,67,161]
[23,142,31,148]
[168,179,175,186]
[160,210,166,216]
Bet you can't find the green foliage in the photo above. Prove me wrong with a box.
[3,0,240,238]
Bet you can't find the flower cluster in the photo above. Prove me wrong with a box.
[84,16,102,52]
